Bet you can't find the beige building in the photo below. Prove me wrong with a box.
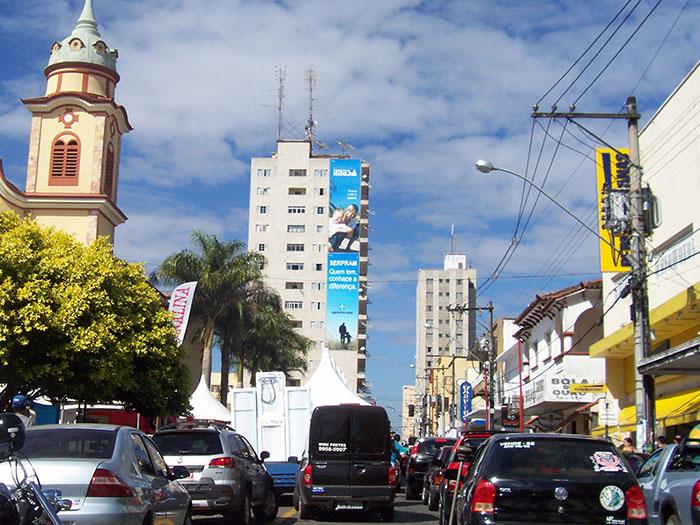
[413,252,478,435]
[247,140,369,391]
[0,0,129,245]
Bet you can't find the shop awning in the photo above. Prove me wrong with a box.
[590,282,700,359]
[594,388,700,434]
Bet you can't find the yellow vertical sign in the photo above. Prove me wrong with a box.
[596,148,632,273]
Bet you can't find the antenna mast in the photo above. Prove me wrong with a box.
[450,223,455,253]
[275,65,286,141]
[305,66,316,144]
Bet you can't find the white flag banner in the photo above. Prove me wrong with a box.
[168,281,198,346]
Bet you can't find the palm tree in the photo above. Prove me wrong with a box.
[157,231,264,387]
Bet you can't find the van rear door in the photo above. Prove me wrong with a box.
[308,406,351,493]
[350,406,391,496]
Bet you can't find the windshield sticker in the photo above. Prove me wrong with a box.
[590,451,627,473]
[599,485,625,511]
[499,441,536,449]
[318,442,347,453]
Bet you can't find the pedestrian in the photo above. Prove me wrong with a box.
[656,435,667,449]
[674,435,682,445]
[10,395,34,429]
[621,437,636,453]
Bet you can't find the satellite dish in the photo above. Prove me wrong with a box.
[315,140,329,150]
[336,139,354,153]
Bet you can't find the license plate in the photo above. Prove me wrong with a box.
[336,503,363,510]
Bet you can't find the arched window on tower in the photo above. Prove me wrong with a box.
[104,144,115,197]
[49,135,80,186]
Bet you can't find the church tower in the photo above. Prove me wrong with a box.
[21,0,131,245]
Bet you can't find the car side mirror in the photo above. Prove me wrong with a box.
[453,446,473,463]
[260,450,270,461]
[170,466,190,480]
[288,455,299,464]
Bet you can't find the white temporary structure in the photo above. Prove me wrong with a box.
[189,375,232,423]
[304,348,370,408]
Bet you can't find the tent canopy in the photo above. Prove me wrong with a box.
[189,375,231,422]
[304,349,370,408]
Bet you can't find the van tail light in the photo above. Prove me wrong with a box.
[208,457,236,468]
[693,480,700,507]
[388,466,397,486]
[410,444,418,456]
[470,479,496,514]
[86,468,134,498]
[302,464,313,486]
[626,485,647,520]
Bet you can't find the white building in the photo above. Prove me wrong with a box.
[247,140,369,392]
[514,280,605,434]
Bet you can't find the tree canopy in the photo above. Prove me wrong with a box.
[0,212,190,416]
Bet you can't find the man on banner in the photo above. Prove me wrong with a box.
[168,281,198,346]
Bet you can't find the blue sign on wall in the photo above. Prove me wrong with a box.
[459,381,473,422]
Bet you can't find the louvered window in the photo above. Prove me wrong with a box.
[104,145,114,197]
[49,136,80,185]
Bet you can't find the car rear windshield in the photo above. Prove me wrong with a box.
[309,406,390,459]
[418,438,456,455]
[670,446,700,471]
[486,438,631,479]
[23,428,117,459]
[153,431,224,456]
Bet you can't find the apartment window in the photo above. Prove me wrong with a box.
[653,232,695,278]
[288,224,305,233]
[456,292,463,300]
[456,279,463,285]
[286,262,304,271]
[314,169,327,177]
[311,301,324,310]
[286,282,304,290]
[314,188,325,196]
[288,206,306,214]
[316,206,324,215]
[545,332,552,360]
[285,301,303,309]
[427,346,433,353]
[291,320,302,328]
[287,243,305,252]
[316,225,325,233]
[289,187,306,195]
[256,187,270,195]
[426,278,433,285]
[257,244,265,252]
[310,320,325,330]
[289,169,307,177]
[426,306,433,312]
[312,282,325,291]
[315,263,323,271]
[426,292,433,300]
[255,224,269,232]
[257,168,271,177]
[257,205,268,214]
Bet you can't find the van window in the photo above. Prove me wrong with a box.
[310,407,350,457]
[351,407,390,459]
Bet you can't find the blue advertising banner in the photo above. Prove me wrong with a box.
[459,381,473,422]
[327,159,361,351]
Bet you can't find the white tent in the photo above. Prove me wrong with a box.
[189,375,232,422]
[304,349,370,407]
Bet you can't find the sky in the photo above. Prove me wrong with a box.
[1,0,699,430]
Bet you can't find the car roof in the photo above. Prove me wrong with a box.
[489,432,611,444]
[26,424,123,432]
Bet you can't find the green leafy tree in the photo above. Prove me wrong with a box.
[0,212,190,416]
[157,231,265,387]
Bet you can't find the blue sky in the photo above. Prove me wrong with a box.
[2,0,699,430]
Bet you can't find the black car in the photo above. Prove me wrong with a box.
[405,436,456,500]
[423,445,454,510]
[294,405,396,521]
[455,433,648,525]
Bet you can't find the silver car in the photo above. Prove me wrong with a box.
[0,424,192,525]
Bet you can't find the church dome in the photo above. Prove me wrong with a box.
[47,0,117,72]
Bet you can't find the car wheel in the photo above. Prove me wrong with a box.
[428,489,439,511]
[253,490,278,522]
[234,490,251,525]
[182,513,193,525]
[438,497,446,525]
[299,499,313,520]
[380,506,394,522]
[666,515,682,525]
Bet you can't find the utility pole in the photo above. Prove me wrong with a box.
[627,96,655,450]
[532,98,655,449]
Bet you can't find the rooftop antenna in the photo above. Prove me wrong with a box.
[450,223,456,253]
[336,139,354,154]
[304,66,316,144]
[275,65,286,141]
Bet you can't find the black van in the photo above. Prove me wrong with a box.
[294,404,396,521]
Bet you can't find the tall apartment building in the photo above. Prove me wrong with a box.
[247,140,369,392]
[413,253,477,432]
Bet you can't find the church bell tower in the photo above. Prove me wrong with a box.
[21,0,131,245]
